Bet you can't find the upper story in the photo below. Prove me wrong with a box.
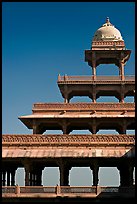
[57,18,135,103]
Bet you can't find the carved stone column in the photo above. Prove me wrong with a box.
[133,90,135,102]
[7,170,10,186]
[118,163,134,186]
[59,163,71,186]
[64,98,68,103]
[64,84,69,103]
[61,120,69,134]
[120,120,127,134]
[2,165,17,186]
[92,65,96,81]
[33,120,40,134]
[35,169,43,186]
[29,172,33,186]
[120,84,125,103]
[92,84,96,103]
[32,168,44,186]
[2,171,6,186]
[92,119,97,134]
[90,162,99,186]
[92,52,96,80]
[119,58,125,81]
[22,160,32,186]
[11,169,16,186]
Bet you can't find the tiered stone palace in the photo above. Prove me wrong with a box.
[2,18,135,202]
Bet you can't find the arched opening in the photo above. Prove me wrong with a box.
[15,168,25,186]
[126,129,135,134]
[97,129,119,135]
[99,167,120,186]
[96,64,119,76]
[124,96,134,103]
[70,130,91,135]
[43,130,63,134]
[70,96,91,103]
[96,96,119,102]
[69,167,92,186]
[42,167,59,186]
[96,122,122,134]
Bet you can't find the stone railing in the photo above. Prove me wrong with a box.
[60,186,96,194]
[2,186,135,197]
[2,186,16,194]
[33,102,135,111]
[20,186,56,193]
[2,134,135,145]
[57,75,135,83]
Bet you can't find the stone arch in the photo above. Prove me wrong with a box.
[69,167,92,186]
[42,167,60,186]
[99,167,120,186]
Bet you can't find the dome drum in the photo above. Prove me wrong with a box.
[92,40,125,50]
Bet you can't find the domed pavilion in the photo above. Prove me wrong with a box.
[85,17,131,80]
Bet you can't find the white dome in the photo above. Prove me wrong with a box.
[93,17,123,41]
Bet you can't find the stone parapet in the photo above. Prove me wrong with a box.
[2,134,135,146]
[32,102,135,111]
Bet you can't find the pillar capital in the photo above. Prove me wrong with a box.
[21,159,33,171]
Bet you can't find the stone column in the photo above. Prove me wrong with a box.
[92,52,96,80]
[90,162,99,186]
[120,120,127,134]
[23,159,42,186]
[120,84,125,103]
[120,93,124,103]
[92,119,97,134]
[118,163,134,186]
[2,171,6,186]
[133,90,135,102]
[7,170,11,186]
[33,120,42,134]
[62,125,67,134]
[36,169,43,186]
[128,165,134,186]
[33,173,36,186]
[62,120,69,134]
[92,65,96,81]
[119,59,125,81]
[64,84,69,103]
[64,98,68,103]
[11,169,16,186]
[59,164,71,186]
[29,172,33,186]
[92,84,96,103]
[25,169,30,186]
[92,67,96,79]
[32,166,43,186]
[23,161,32,186]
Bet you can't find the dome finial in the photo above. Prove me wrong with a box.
[106,17,110,23]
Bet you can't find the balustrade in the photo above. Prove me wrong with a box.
[58,75,135,82]
[2,186,135,196]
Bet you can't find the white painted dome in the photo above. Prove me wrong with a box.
[93,17,123,41]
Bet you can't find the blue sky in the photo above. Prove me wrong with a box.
[2,2,135,186]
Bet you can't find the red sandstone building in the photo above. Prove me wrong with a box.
[2,18,135,202]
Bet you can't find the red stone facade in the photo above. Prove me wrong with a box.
[2,18,135,201]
